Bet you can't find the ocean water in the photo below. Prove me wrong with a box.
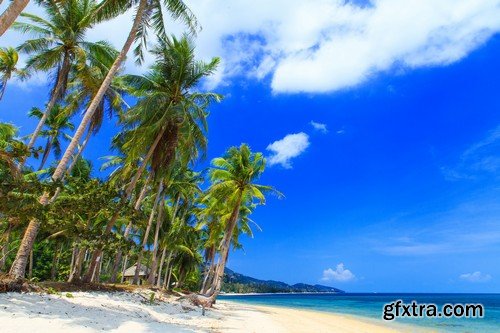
[219,293,500,332]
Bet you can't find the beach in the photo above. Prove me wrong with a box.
[0,291,427,333]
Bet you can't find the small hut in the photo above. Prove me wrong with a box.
[122,264,150,285]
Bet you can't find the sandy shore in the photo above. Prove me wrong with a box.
[0,291,429,332]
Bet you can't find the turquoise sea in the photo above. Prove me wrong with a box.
[219,293,500,332]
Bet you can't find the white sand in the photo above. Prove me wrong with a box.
[0,291,429,332]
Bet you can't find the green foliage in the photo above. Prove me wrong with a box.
[46,287,59,295]
[149,292,155,304]
[0,0,278,299]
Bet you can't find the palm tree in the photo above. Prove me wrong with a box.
[119,36,220,195]
[203,144,281,301]
[8,0,199,282]
[48,56,125,198]
[147,167,202,285]
[0,122,29,178]
[13,0,117,153]
[81,37,220,282]
[132,181,164,284]
[0,47,23,100]
[28,105,74,170]
[49,0,198,184]
[0,0,30,37]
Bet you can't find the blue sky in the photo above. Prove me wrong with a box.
[1,0,500,292]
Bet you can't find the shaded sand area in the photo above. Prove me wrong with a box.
[0,291,430,332]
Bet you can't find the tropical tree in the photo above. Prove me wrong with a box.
[49,0,198,184]
[119,36,220,195]
[13,0,117,152]
[28,105,74,170]
[59,56,125,178]
[0,47,23,100]
[0,122,29,178]
[6,0,199,281]
[81,36,220,281]
[202,144,281,301]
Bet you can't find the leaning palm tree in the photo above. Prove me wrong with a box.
[13,0,117,153]
[28,105,74,170]
[203,145,281,301]
[61,56,125,176]
[0,47,23,100]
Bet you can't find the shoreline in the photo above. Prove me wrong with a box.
[220,291,344,296]
[0,290,432,332]
[217,300,431,333]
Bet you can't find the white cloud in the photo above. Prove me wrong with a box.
[3,0,500,93]
[310,121,328,133]
[267,132,310,168]
[459,271,492,283]
[322,263,356,282]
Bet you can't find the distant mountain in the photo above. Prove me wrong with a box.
[222,268,344,294]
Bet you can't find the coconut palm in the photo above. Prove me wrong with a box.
[202,144,281,300]
[56,55,124,183]
[0,47,23,100]
[120,36,220,194]
[49,0,198,184]
[81,37,220,282]
[28,105,74,170]
[22,3,200,280]
[13,0,117,152]
[0,122,29,178]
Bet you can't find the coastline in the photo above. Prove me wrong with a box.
[0,291,431,333]
[216,300,431,333]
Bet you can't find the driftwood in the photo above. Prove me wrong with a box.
[179,293,215,309]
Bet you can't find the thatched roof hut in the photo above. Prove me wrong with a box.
[122,264,150,284]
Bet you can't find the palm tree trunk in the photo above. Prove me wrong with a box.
[0,0,30,37]
[8,219,40,279]
[109,174,152,283]
[0,80,7,100]
[0,222,11,271]
[166,264,174,290]
[200,247,216,293]
[24,54,70,158]
[156,247,167,288]
[162,251,172,289]
[28,249,33,279]
[68,247,83,282]
[66,129,92,175]
[38,138,54,170]
[50,242,61,280]
[120,254,128,283]
[205,192,242,297]
[69,245,77,274]
[134,182,163,284]
[82,249,103,283]
[94,253,103,283]
[203,261,219,294]
[148,198,164,284]
[49,0,149,183]
[124,126,165,199]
